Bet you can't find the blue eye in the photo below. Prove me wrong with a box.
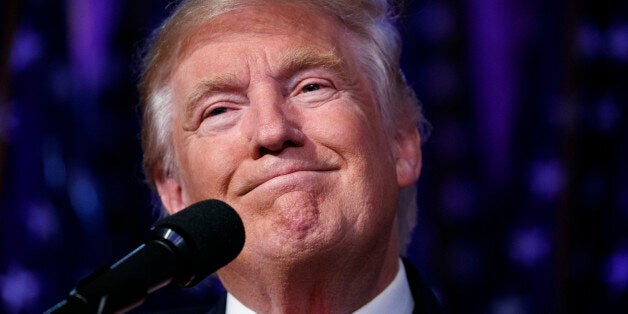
[302,84,321,93]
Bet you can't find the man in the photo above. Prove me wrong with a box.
[139,0,439,312]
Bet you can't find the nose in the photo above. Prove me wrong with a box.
[242,88,305,158]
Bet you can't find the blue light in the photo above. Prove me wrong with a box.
[68,169,104,231]
[0,265,42,314]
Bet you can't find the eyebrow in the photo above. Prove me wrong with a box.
[183,73,241,122]
[276,48,348,81]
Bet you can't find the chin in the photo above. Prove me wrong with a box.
[242,229,326,262]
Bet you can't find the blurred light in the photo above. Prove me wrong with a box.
[0,265,41,314]
[594,96,620,133]
[468,0,518,186]
[69,170,104,230]
[608,23,628,61]
[1,101,20,144]
[529,159,565,201]
[25,202,60,242]
[68,0,117,92]
[509,228,550,268]
[9,26,43,73]
[604,249,628,293]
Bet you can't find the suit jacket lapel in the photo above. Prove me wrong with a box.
[402,258,442,314]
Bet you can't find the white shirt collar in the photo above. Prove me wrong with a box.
[225,258,414,314]
[226,291,256,314]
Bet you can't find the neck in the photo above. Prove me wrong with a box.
[218,233,400,313]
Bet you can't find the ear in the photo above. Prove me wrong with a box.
[154,168,185,215]
[394,126,422,189]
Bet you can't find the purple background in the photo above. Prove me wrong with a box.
[1,0,627,313]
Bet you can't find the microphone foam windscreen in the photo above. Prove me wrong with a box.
[152,199,245,285]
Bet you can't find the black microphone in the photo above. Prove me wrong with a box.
[45,199,245,313]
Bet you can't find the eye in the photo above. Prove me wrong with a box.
[208,107,228,116]
[302,83,321,93]
[201,105,236,121]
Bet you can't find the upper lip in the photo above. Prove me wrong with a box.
[234,158,339,196]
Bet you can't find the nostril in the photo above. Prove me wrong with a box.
[258,146,273,156]
[258,140,299,157]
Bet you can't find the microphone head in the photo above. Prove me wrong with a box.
[151,199,245,287]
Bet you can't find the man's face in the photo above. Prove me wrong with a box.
[158,5,420,268]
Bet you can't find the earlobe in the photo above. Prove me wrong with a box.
[395,126,422,188]
[154,168,185,215]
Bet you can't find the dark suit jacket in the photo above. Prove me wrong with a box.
[207,258,441,314]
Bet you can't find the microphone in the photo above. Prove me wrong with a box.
[45,199,245,313]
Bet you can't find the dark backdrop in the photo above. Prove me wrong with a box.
[1,0,627,313]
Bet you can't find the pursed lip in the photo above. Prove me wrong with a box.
[234,160,339,196]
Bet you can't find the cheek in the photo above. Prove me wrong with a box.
[313,105,392,164]
[176,136,241,200]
